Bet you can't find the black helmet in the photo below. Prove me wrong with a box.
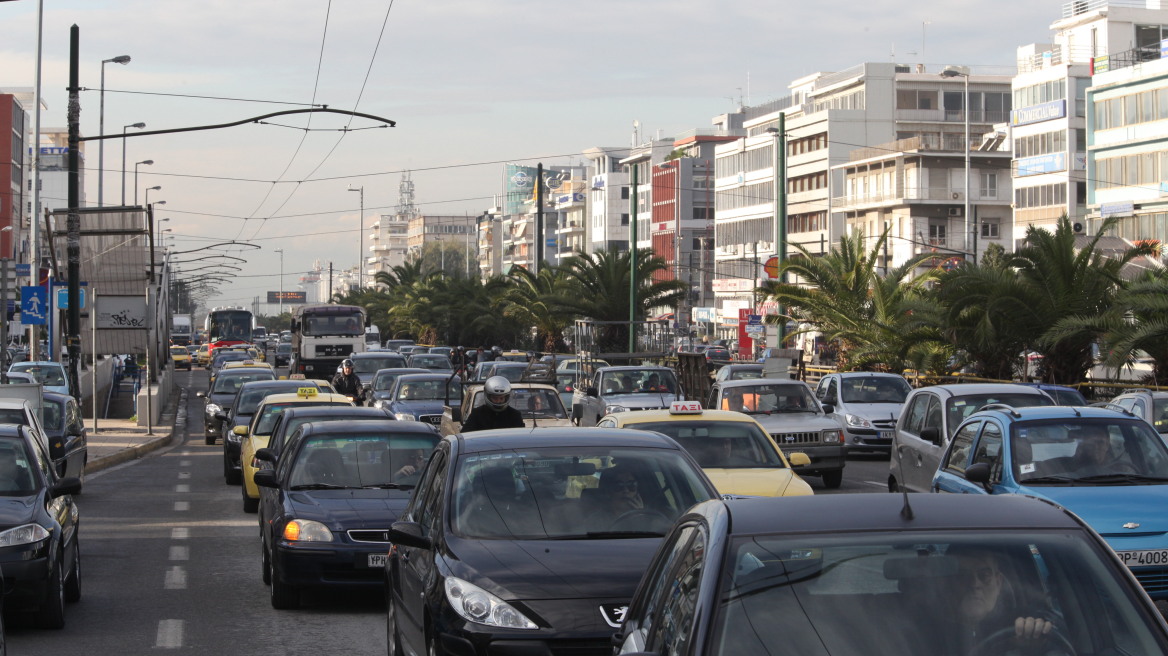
[341,358,354,369]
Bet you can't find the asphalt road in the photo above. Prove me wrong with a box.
[4,363,893,652]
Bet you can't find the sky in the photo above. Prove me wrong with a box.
[0,0,1058,314]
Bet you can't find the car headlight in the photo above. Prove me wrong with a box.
[205,403,222,416]
[282,519,333,543]
[444,577,538,630]
[844,413,872,429]
[0,523,50,547]
[394,412,415,421]
[821,429,842,444]
[226,433,242,444]
[604,404,629,414]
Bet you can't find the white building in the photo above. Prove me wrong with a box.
[582,146,631,254]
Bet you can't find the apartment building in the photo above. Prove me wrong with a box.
[582,146,631,254]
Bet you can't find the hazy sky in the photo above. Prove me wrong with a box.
[0,0,1058,311]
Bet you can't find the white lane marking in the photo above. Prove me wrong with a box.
[169,545,189,561]
[175,484,190,493]
[174,501,189,511]
[179,460,191,467]
[178,472,191,479]
[164,566,187,590]
[156,619,184,648]
[171,528,189,540]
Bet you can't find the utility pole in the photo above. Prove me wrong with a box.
[767,114,787,346]
[328,262,333,301]
[535,163,544,274]
[65,24,81,400]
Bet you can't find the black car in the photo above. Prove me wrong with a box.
[274,343,292,367]
[262,406,398,462]
[383,373,462,425]
[703,347,733,371]
[254,419,441,609]
[385,427,719,656]
[41,392,88,485]
[407,353,453,372]
[616,494,1168,655]
[348,352,408,387]
[220,379,333,485]
[197,368,277,445]
[0,424,81,628]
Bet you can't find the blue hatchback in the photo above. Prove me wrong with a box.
[932,404,1168,601]
[384,373,462,427]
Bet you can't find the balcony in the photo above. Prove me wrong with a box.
[849,134,972,161]
[895,109,1010,124]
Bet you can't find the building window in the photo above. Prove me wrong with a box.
[928,223,947,246]
[620,213,630,226]
[980,172,998,199]
[621,186,630,200]
[980,219,1000,239]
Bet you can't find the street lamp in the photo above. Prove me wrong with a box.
[941,65,972,262]
[348,186,364,289]
[135,164,155,207]
[273,248,284,316]
[98,54,130,206]
[766,122,787,347]
[121,123,146,205]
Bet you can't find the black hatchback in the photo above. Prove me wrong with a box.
[0,424,81,629]
[385,427,719,656]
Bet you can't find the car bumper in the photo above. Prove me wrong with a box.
[0,548,53,607]
[204,417,223,437]
[431,602,614,656]
[785,445,846,473]
[273,541,389,589]
[843,428,894,453]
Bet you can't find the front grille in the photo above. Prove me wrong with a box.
[546,640,612,656]
[347,529,390,543]
[316,344,353,357]
[772,431,821,446]
[871,419,896,430]
[1133,567,1168,595]
[418,414,443,425]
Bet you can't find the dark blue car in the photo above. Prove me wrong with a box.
[384,373,462,427]
[253,419,440,609]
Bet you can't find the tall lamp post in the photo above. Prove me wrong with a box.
[274,248,284,317]
[941,65,972,262]
[121,123,145,205]
[98,55,130,207]
[348,186,364,290]
[766,119,787,347]
[135,163,155,206]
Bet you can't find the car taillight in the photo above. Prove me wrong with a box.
[565,386,573,392]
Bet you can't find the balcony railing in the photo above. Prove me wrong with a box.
[1062,0,1145,18]
[1095,43,1164,74]
[896,109,1010,124]
[849,134,972,161]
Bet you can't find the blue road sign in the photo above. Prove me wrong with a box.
[20,286,47,325]
[14,263,29,277]
[56,288,86,309]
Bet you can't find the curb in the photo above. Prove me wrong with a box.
[84,387,188,475]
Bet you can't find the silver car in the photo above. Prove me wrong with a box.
[815,372,911,455]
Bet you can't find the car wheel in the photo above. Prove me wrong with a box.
[64,542,81,603]
[224,455,241,485]
[38,555,66,629]
[205,432,216,446]
[261,541,271,585]
[821,469,844,489]
[269,557,300,610]
[387,594,403,656]
[242,485,258,513]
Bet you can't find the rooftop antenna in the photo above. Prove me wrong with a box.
[631,120,641,147]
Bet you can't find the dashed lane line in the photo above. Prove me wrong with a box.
[156,619,184,648]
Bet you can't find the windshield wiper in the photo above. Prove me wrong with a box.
[1019,475,1077,485]
[289,483,348,490]
[361,483,406,489]
[548,531,666,540]
[1074,474,1168,484]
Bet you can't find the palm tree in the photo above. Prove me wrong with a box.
[495,266,573,352]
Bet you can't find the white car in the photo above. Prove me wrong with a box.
[815,372,912,455]
[8,361,70,396]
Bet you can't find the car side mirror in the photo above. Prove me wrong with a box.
[786,452,811,467]
[215,413,229,422]
[448,406,462,423]
[964,462,992,489]
[920,426,942,445]
[388,521,432,550]
[255,448,276,463]
[820,403,835,415]
[233,425,249,437]
[51,476,82,498]
[586,386,598,397]
[253,470,278,489]
[196,391,206,398]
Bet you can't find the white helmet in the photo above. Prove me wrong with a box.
[484,376,512,411]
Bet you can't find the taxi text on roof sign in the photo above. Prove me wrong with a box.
[296,387,319,398]
[289,374,306,380]
[670,401,703,415]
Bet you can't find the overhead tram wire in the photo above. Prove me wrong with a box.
[80,87,325,107]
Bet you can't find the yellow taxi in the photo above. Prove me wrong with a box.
[195,344,211,368]
[597,401,813,497]
[236,388,354,513]
[170,345,192,370]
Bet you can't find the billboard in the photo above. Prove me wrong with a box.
[267,291,306,304]
[503,164,571,216]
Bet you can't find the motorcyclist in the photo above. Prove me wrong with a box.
[331,358,366,403]
[461,376,524,432]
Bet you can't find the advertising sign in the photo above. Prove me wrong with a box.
[267,291,306,304]
[1010,99,1066,127]
[1015,152,1067,177]
[95,296,147,329]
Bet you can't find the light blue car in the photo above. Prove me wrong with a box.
[9,360,70,395]
[931,404,1168,601]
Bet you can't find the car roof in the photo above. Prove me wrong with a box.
[257,391,351,406]
[714,492,1081,535]
[970,405,1139,422]
[832,372,906,379]
[11,361,63,368]
[909,383,1048,397]
[352,352,404,359]
[596,365,674,373]
[299,419,436,436]
[239,379,325,390]
[1114,388,1168,398]
[280,406,392,419]
[396,373,458,382]
[375,367,429,375]
[609,408,760,424]
[454,426,684,453]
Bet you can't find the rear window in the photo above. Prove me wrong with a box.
[945,393,1053,435]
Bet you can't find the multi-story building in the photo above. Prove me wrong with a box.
[582,146,631,254]
[406,214,476,276]
[498,164,586,274]
[553,177,589,263]
[0,94,27,260]
[367,172,417,283]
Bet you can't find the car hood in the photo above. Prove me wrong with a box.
[601,393,680,408]
[391,400,446,415]
[445,535,660,601]
[835,402,902,418]
[703,468,812,497]
[0,495,37,527]
[1019,485,1168,537]
[288,489,411,528]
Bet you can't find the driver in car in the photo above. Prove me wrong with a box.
[949,546,1059,654]
[585,465,644,530]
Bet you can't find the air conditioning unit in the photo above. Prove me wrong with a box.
[1072,222,1085,234]
[948,207,963,217]
[951,192,961,200]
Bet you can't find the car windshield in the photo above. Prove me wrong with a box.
[41,402,63,431]
[451,446,713,540]
[720,383,818,414]
[277,344,291,354]
[599,370,678,395]
[946,394,1053,435]
[170,347,186,356]
[840,376,910,404]
[12,364,66,386]
[1011,418,1168,483]
[211,371,275,395]
[213,352,250,368]
[483,363,528,382]
[1153,398,1168,434]
[288,431,439,491]
[395,379,461,402]
[628,420,784,468]
[1046,388,1087,406]
[302,311,364,336]
[471,388,566,419]
[710,530,1168,655]
[352,356,406,374]
[0,436,37,495]
[273,414,378,452]
[254,401,350,436]
[728,367,763,380]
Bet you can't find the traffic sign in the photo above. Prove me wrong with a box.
[20,286,47,325]
[764,256,780,279]
[747,314,762,325]
[745,324,766,336]
[56,288,86,309]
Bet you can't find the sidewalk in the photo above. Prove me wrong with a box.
[83,387,186,474]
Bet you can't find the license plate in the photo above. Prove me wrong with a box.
[1118,550,1168,568]
[367,553,388,568]
[878,431,892,440]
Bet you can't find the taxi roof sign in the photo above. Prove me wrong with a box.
[296,387,319,398]
[289,374,306,380]
[670,400,703,415]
